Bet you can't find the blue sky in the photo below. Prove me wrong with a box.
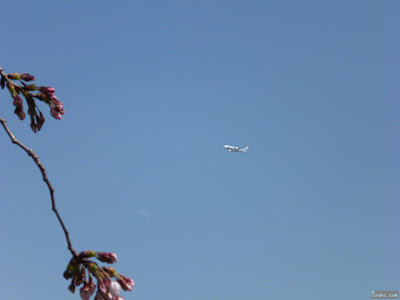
[1,1,399,299]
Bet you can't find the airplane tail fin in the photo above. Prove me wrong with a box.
[240,145,249,152]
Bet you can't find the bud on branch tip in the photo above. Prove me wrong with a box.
[0,67,64,132]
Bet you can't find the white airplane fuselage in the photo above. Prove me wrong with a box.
[223,145,249,152]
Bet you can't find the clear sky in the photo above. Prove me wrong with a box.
[1,1,399,299]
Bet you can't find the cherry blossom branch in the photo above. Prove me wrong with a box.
[1,66,134,299]
[0,117,78,257]
[0,67,65,132]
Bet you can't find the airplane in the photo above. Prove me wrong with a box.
[223,144,249,153]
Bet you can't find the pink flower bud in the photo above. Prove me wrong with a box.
[20,73,35,81]
[116,275,134,291]
[89,265,111,295]
[96,252,118,264]
[36,112,44,131]
[98,278,110,294]
[31,112,45,133]
[80,280,96,300]
[68,281,76,294]
[30,121,38,133]
[51,106,62,119]
[39,86,55,94]
[124,278,134,291]
[80,290,91,300]
[14,106,25,120]
[13,95,23,107]
[49,96,65,119]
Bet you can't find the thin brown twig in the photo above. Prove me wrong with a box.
[0,117,78,258]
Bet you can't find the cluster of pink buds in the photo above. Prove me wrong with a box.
[0,68,65,132]
[63,251,134,300]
